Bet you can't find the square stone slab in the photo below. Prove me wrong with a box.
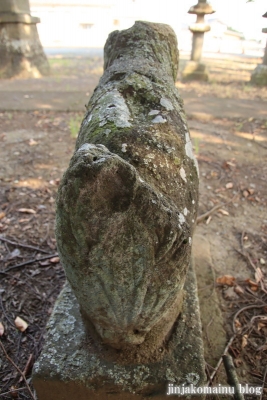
[32,261,206,399]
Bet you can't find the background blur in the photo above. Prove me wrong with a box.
[30,0,267,57]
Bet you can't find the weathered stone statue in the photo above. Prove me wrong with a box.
[56,21,199,353]
[33,22,205,400]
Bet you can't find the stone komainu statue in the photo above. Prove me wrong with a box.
[56,21,199,351]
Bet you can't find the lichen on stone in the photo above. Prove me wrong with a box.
[55,21,199,353]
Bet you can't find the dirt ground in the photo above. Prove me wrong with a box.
[0,54,267,399]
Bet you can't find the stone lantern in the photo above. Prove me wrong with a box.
[182,0,215,81]
[251,11,267,86]
[0,0,49,78]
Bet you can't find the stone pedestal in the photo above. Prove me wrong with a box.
[0,0,49,78]
[182,0,215,81]
[32,261,206,400]
[251,64,267,86]
[182,61,209,82]
[251,13,267,86]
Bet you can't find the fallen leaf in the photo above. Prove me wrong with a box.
[29,138,38,146]
[243,190,249,198]
[258,319,267,331]
[241,334,248,348]
[226,161,236,168]
[235,319,242,329]
[206,216,212,225]
[217,275,236,286]
[246,279,258,291]
[255,268,263,283]
[10,385,19,399]
[247,188,254,195]
[260,258,266,265]
[0,322,4,336]
[0,211,5,220]
[234,285,244,295]
[226,182,233,189]
[224,287,239,300]
[234,358,242,367]
[50,256,60,263]
[18,208,36,214]
[39,260,50,266]
[14,316,28,332]
[218,209,229,216]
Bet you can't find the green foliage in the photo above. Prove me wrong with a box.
[69,115,81,139]
[193,137,200,155]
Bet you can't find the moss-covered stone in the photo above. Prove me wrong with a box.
[32,261,206,399]
[55,21,199,351]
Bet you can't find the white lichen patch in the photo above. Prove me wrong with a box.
[98,89,132,128]
[180,167,187,182]
[179,213,185,225]
[185,131,199,176]
[121,143,127,153]
[152,115,167,124]
[160,97,174,111]
[183,207,188,216]
[82,113,92,127]
[148,110,160,116]
[77,143,97,153]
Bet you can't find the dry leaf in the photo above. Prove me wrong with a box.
[255,267,263,283]
[50,256,60,263]
[243,190,249,198]
[241,334,248,348]
[247,188,254,195]
[234,358,242,367]
[234,285,244,295]
[39,260,50,266]
[258,319,267,331]
[206,216,212,225]
[18,208,36,214]
[216,275,236,286]
[10,386,19,399]
[235,319,242,329]
[226,161,236,168]
[226,182,233,189]
[0,211,5,220]
[0,322,4,336]
[260,258,266,265]
[246,279,258,291]
[218,209,229,216]
[14,316,28,332]
[29,138,38,146]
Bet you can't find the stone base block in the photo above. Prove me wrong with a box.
[0,23,49,79]
[32,261,206,399]
[250,64,267,86]
[182,62,209,82]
